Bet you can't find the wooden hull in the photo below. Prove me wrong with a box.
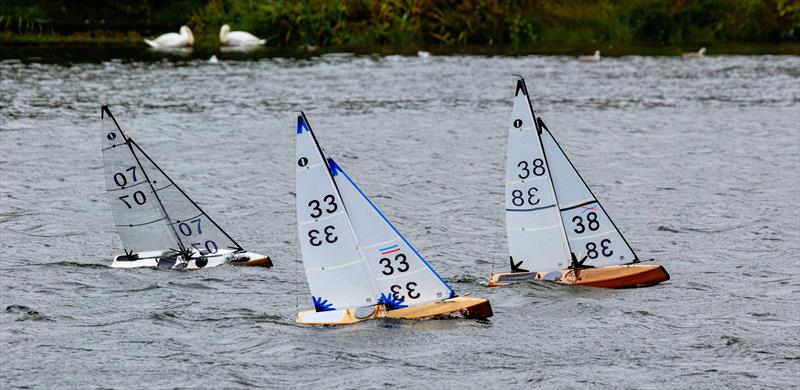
[488,264,669,289]
[229,256,273,267]
[296,296,492,325]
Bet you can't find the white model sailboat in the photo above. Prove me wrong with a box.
[295,113,492,325]
[101,106,272,270]
[488,79,669,288]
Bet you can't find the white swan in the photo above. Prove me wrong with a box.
[682,47,706,59]
[578,50,600,62]
[144,25,194,49]
[219,24,266,46]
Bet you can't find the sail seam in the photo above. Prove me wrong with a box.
[567,229,617,240]
[560,200,598,212]
[304,257,365,271]
[106,181,148,191]
[506,204,556,212]
[507,224,563,232]
[116,217,168,227]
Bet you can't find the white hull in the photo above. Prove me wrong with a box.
[111,250,267,270]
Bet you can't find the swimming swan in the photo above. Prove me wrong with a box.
[219,24,266,46]
[578,50,600,62]
[144,26,194,49]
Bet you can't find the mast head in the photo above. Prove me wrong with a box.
[297,112,311,134]
[514,77,529,97]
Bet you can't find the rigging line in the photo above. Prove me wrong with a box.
[519,77,572,263]
[129,139,244,252]
[126,139,187,254]
[337,166,456,298]
[538,123,639,260]
[103,105,186,254]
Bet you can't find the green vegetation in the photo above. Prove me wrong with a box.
[2,0,799,53]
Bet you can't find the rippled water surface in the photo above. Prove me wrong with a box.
[1,51,799,388]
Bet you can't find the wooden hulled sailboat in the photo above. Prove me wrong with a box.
[488,79,669,289]
[295,113,492,325]
[101,106,272,270]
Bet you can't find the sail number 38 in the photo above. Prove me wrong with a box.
[518,159,545,179]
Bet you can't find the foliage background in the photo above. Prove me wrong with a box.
[2,0,799,48]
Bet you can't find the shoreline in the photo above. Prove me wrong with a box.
[2,35,799,59]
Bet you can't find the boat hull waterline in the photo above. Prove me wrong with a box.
[487,264,669,289]
[296,296,493,325]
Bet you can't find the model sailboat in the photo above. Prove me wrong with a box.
[488,79,669,288]
[101,106,272,270]
[295,113,492,325]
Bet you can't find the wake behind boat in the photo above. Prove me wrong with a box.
[294,113,491,325]
[100,106,272,270]
[488,79,668,289]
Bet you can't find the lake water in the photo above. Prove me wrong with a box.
[1,50,798,388]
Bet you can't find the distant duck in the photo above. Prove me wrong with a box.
[208,55,219,64]
[144,25,194,49]
[219,24,266,46]
[578,50,600,62]
[682,47,706,59]
[417,50,431,58]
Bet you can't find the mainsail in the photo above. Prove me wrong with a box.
[101,105,242,257]
[505,80,571,272]
[295,113,376,311]
[538,118,639,266]
[102,107,181,254]
[328,158,454,309]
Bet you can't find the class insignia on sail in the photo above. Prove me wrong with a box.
[100,105,272,270]
[294,112,492,325]
[488,79,669,289]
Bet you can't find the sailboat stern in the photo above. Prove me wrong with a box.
[488,264,669,288]
[227,251,273,267]
[384,297,493,320]
[564,264,669,288]
[487,271,539,287]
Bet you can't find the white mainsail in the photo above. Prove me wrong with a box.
[505,79,571,272]
[295,113,377,311]
[538,120,639,266]
[328,158,454,309]
[101,107,180,254]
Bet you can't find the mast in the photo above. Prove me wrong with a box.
[129,139,244,252]
[518,78,573,263]
[536,117,640,261]
[102,105,187,255]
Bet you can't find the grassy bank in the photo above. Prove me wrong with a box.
[3,0,799,52]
